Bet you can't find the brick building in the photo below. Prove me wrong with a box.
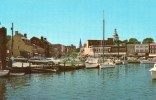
[0,27,7,68]
[30,36,51,57]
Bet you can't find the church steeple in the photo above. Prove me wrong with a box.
[113,28,119,45]
[79,38,82,49]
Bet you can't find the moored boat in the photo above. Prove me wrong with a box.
[0,70,9,77]
[10,72,25,76]
[85,57,99,68]
[115,59,122,65]
[149,64,156,79]
[99,59,115,69]
[140,58,156,64]
[28,56,49,64]
[122,60,128,64]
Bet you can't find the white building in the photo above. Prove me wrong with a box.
[135,44,149,56]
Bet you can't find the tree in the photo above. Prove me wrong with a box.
[69,51,78,59]
[142,38,154,43]
[128,38,140,44]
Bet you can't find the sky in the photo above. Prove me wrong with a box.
[0,0,156,47]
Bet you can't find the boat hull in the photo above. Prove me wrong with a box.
[140,60,155,64]
[99,63,115,69]
[0,70,9,77]
[10,72,25,76]
[150,70,156,79]
[85,63,99,69]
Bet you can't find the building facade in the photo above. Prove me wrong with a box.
[149,43,156,57]
[7,31,33,58]
[79,38,127,57]
[127,44,135,56]
[30,36,52,57]
[135,44,149,56]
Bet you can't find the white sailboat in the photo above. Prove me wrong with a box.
[149,64,156,79]
[85,57,99,68]
[99,59,115,68]
[99,12,115,69]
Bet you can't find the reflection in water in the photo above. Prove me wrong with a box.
[0,78,8,100]
[0,64,156,100]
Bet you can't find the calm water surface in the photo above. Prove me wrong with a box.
[0,64,156,100]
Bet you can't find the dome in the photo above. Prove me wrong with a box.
[113,29,118,36]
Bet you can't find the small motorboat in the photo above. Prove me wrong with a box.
[149,64,156,79]
[0,70,9,77]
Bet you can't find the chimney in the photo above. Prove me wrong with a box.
[44,38,47,41]
[41,36,43,41]
[24,33,27,38]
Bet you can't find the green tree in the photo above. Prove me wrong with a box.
[128,38,140,44]
[142,38,154,43]
[69,51,78,59]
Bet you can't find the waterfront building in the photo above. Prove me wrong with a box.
[30,36,51,57]
[7,31,33,58]
[0,27,7,69]
[135,44,149,57]
[86,38,114,48]
[79,38,115,57]
[32,44,45,56]
[79,28,128,57]
[51,44,65,57]
[65,44,76,54]
[127,44,136,56]
[109,46,126,56]
[149,43,156,57]
[30,37,46,56]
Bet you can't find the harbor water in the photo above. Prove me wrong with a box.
[0,64,156,100]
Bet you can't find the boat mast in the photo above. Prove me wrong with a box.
[102,11,105,62]
[11,23,14,56]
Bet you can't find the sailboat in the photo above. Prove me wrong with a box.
[99,12,115,69]
[85,57,99,68]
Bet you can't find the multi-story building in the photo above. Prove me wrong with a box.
[79,38,115,57]
[149,43,156,57]
[30,36,51,57]
[127,44,135,56]
[109,46,126,56]
[7,31,33,58]
[135,44,149,56]
[51,44,65,57]
[86,38,114,48]
[65,44,76,54]
[0,27,7,68]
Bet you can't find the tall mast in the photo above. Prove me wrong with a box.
[11,23,14,56]
[102,11,105,62]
